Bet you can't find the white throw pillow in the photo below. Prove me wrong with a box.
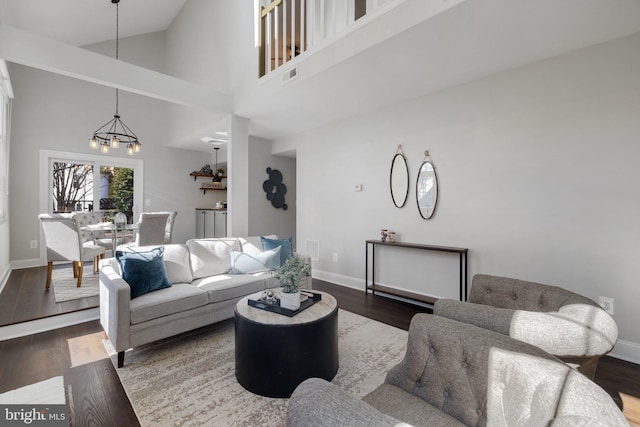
[162,244,193,284]
[240,234,278,256]
[187,238,241,279]
[230,246,281,274]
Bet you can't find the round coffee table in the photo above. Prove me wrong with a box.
[234,290,338,398]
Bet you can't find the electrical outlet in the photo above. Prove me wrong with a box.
[332,253,338,262]
[30,240,38,249]
[598,296,614,315]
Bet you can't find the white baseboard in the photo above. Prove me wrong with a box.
[312,270,640,365]
[312,269,363,291]
[10,258,42,270]
[0,264,10,295]
[609,339,640,365]
[0,308,99,342]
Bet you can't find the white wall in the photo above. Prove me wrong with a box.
[7,62,208,263]
[248,136,296,244]
[277,33,640,356]
[164,0,233,91]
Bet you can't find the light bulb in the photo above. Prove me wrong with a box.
[101,144,109,154]
[127,144,134,155]
[111,135,119,148]
[134,141,141,153]
[90,136,98,149]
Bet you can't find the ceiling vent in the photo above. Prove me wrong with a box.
[281,66,299,85]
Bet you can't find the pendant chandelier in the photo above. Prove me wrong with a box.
[89,0,141,155]
[212,147,222,183]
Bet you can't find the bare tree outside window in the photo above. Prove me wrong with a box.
[52,162,94,212]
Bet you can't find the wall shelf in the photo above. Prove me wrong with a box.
[190,172,227,181]
[200,187,227,194]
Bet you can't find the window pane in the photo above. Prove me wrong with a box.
[99,166,135,223]
[51,162,94,213]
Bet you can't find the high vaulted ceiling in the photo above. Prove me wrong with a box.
[2,0,640,152]
[0,0,187,46]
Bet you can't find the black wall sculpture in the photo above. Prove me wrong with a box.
[263,167,288,210]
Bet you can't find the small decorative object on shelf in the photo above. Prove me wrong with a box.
[387,231,396,243]
[380,229,388,242]
[274,256,311,310]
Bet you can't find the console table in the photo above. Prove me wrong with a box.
[365,240,468,305]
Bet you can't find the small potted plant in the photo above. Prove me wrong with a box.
[274,256,311,310]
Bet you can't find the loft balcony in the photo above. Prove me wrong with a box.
[257,0,403,78]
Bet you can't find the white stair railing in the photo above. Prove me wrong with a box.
[258,0,397,78]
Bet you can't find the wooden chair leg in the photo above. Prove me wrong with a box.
[46,261,53,290]
[72,261,78,278]
[76,261,84,287]
[94,255,100,273]
[118,351,125,368]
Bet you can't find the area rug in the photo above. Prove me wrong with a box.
[105,309,409,426]
[52,264,99,302]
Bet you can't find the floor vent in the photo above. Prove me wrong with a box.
[281,66,298,85]
[305,239,320,261]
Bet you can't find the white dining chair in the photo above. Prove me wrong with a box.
[135,211,176,246]
[38,213,106,289]
[74,211,114,254]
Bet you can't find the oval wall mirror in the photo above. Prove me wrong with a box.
[390,148,409,208]
[416,152,438,219]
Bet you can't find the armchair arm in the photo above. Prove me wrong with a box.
[99,258,132,353]
[287,378,401,427]
[434,299,514,335]
[435,300,618,357]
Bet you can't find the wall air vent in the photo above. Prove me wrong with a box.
[281,66,299,85]
[305,239,320,261]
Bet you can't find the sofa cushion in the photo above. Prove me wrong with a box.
[261,236,292,265]
[192,273,268,303]
[187,238,241,279]
[161,244,193,284]
[130,283,209,325]
[116,247,171,299]
[239,235,277,256]
[230,246,281,274]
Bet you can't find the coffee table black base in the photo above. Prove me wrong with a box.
[234,306,339,398]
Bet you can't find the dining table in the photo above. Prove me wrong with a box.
[82,222,138,250]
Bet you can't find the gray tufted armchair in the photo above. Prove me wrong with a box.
[434,274,618,379]
[286,314,626,427]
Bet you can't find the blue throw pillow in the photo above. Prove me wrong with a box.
[261,236,293,265]
[116,247,171,299]
[230,246,281,274]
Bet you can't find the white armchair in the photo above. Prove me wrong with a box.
[38,213,106,289]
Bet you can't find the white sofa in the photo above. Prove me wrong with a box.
[99,236,310,367]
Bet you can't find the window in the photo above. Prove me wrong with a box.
[39,150,143,225]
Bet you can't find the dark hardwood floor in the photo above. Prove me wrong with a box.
[1,270,639,426]
[0,264,99,326]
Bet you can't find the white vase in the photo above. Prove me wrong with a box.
[280,290,301,310]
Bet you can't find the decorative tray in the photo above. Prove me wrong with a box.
[248,291,322,317]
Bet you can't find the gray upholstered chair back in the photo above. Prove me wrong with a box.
[384,314,557,426]
[39,213,83,262]
[469,274,598,312]
[74,211,106,242]
[135,212,171,246]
